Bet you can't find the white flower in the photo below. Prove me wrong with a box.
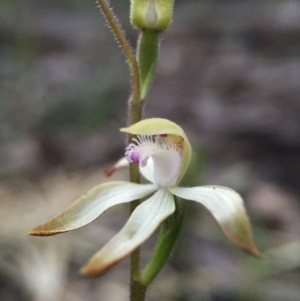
[29,118,261,276]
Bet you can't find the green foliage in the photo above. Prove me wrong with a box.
[138,30,159,99]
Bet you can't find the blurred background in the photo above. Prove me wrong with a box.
[1,0,300,300]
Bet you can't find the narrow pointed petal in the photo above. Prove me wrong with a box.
[120,118,191,184]
[105,157,129,177]
[28,181,156,236]
[104,156,155,183]
[81,189,175,276]
[169,186,262,258]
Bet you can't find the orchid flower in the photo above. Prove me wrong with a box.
[28,118,261,276]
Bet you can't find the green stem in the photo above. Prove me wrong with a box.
[130,276,146,301]
[97,0,141,105]
[96,1,144,300]
[97,3,165,300]
[129,162,143,301]
[128,112,144,301]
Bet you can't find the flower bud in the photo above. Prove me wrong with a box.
[130,0,174,31]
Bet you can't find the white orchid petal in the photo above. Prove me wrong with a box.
[125,134,183,186]
[29,181,157,236]
[151,144,182,186]
[169,186,262,257]
[121,118,192,184]
[140,157,155,183]
[81,188,175,276]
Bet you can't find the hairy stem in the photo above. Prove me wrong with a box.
[97,0,141,104]
[97,2,155,300]
[130,280,146,301]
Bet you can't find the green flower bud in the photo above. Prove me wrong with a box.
[130,0,174,31]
